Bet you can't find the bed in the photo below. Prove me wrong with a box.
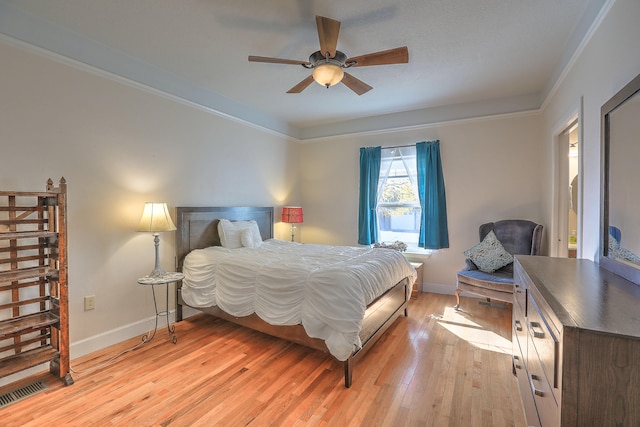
[175,206,416,387]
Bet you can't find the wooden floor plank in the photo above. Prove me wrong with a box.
[0,293,525,426]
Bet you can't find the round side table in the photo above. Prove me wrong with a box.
[137,272,184,344]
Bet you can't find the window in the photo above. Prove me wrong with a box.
[376,146,422,249]
[359,141,448,250]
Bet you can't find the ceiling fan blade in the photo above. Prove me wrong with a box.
[346,46,409,67]
[316,16,340,58]
[287,75,315,93]
[341,72,373,95]
[248,55,310,66]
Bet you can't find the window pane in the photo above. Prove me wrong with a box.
[379,176,418,204]
[377,206,421,244]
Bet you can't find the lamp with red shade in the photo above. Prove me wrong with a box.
[281,206,303,242]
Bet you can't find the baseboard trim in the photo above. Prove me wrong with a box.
[422,282,455,295]
[70,312,176,359]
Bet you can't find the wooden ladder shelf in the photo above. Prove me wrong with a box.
[0,178,73,386]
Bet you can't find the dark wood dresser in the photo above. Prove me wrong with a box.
[513,256,640,426]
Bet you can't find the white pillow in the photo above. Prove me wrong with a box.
[218,219,262,249]
[240,228,262,248]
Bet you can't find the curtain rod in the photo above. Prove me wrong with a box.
[381,144,415,149]
[366,141,438,150]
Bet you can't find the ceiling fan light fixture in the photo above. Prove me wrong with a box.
[312,63,344,88]
[248,17,409,95]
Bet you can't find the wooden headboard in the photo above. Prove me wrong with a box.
[175,206,274,271]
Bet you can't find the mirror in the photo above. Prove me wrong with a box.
[600,72,640,284]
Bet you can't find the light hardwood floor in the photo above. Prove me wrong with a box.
[0,293,526,426]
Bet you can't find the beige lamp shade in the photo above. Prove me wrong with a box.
[137,202,176,278]
[312,63,344,88]
[137,202,176,233]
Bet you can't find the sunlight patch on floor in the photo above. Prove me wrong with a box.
[431,306,512,355]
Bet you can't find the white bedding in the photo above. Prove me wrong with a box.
[181,240,417,360]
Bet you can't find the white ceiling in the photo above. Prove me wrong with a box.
[0,0,608,140]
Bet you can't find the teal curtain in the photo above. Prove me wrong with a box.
[417,140,449,249]
[358,146,381,245]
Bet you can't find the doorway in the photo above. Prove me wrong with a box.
[555,119,581,258]
[567,122,579,257]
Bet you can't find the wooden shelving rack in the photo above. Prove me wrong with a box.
[0,178,73,386]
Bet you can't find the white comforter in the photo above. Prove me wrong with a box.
[181,240,417,360]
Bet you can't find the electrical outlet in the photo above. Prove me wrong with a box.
[84,295,96,311]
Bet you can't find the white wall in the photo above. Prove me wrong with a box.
[540,0,640,262]
[299,112,544,294]
[0,40,299,368]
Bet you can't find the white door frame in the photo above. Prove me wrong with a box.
[551,98,583,258]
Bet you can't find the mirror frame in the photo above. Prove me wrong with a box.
[600,72,640,285]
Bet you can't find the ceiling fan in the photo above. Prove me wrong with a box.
[248,15,409,95]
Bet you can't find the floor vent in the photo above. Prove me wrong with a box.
[0,381,48,409]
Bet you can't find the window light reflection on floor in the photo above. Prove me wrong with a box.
[430,306,512,355]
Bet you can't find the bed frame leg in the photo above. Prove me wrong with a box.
[176,282,183,322]
[344,359,353,388]
[404,283,410,316]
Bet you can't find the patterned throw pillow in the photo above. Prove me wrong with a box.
[608,233,640,264]
[463,230,514,273]
[608,233,620,250]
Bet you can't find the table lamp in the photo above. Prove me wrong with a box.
[137,202,176,277]
[281,206,303,242]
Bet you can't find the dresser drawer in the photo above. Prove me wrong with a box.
[514,279,527,316]
[513,298,527,369]
[527,294,559,394]
[527,333,558,426]
[513,342,541,427]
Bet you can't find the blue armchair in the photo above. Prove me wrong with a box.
[455,219,543,310]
